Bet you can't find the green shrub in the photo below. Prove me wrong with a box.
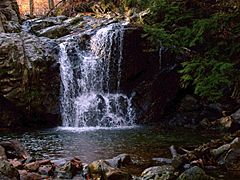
[141,0,239,101]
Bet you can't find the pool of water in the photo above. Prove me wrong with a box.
[0,126,217,164]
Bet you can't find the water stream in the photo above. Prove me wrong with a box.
[59,23,135,127]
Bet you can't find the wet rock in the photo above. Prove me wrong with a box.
[231,108,240,122]
[106,154,132,168]
[21,171,42,180]
[0,32,60,128]
[38,164,54,176]
[88,159,131,180]
[211,143,231,158]
[18,170,28,180]
[224,149,240,171]
[217,138,240,171]
[24,159,51,172]
[18,170,41,180]
[24,161,40,172]
[51,159,67,166]
[0,160,20,180]
[24,16,67,33]
[57,157,83,178]
[37,159,51,165]
[9,159,22,169]
[69,157,83,175]
[0,145,7,160]
[56,170,72,179]
[177,166,214,180]
[88,160,114,179]
[38,24,70,39]
[107,170,132,180]
[141,165,175,180]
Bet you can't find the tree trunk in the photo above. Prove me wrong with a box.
[29,0,34,17]
[48,0,55,10]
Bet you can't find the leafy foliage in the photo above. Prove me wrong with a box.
[180,56,233,101]
[138,0,240,101]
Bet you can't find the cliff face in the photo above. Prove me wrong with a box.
[0,32,60,128]
[0,0,21,33]
[120,28,179,123]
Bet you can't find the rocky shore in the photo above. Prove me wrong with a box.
[0,131,240,180]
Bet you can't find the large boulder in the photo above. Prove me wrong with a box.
[177,166,214,180]
[88,160,131,180]
[141,165,175,180]
[214,137,240,172]
[231,108,240,124]
[0,0,21,33]
[0,32,60,128]
[56,157,83,178]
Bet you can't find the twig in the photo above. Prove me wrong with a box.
[44,0,64,18]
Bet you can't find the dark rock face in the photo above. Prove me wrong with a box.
[0,32,60,128]
[0,0,21,33]
[121,27,179,123]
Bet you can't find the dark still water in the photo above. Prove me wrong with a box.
[0,126,217,164]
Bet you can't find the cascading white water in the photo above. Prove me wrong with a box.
[59,23,135,127]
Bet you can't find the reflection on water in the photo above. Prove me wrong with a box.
[0,126,215,163]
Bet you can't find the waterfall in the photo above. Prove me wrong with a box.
[59,23,135,127]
